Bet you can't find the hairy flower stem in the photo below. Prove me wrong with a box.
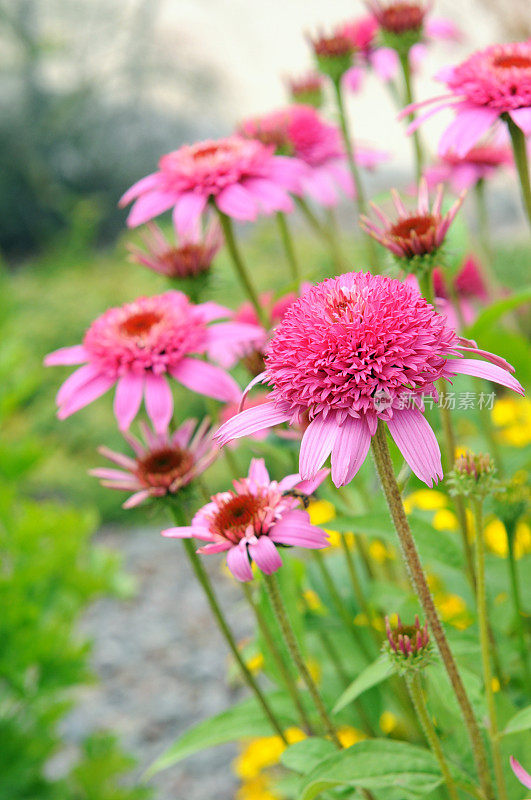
[295,196,347,272]
[506,114,531,229]
[506,522,531,693]
[264,572,341,747]
[399,52,424,183]
[180,536,287,743]
[405,672,460,800]
[371,423,494,800]
[312,551,372,662]
[241,582,314,734]
[218,211,268,326]
[332,80,380,270]
[473,500,508,800]
[276,212,301,289]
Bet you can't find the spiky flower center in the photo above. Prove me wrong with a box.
[378,2,425,33]
[390,214,435,239]
[137,446,194,488]
[312,34,353,58]
[212,493,264,544]
[119,311,163,338]
[493,54,531,70]
[191,143,231,161]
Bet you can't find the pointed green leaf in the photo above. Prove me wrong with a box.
[503,705,531,736]
[281,737,336,774]
[465,287,531,338]
[333,655,393,713]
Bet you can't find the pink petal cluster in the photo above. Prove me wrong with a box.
[424,143,512,193]
[91,418,216,508]
[401,41,531,157]
[129,220,223,279]
[240,105,387,207]
[360,178,464,259]
[162,459,329,581]
[216,272,523,488]
[120,135,305,234]
[45,291,262,432]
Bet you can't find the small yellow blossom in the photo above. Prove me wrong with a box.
[234,728,305,780]
[454,445,469,460]
[380,711,398,734]
[437,593,472,630]
[307,659,322,685]
[325,528,342,548]
[484,519,508,557]
[491,397,531,447]
[409,489,448,511]
[369,540,394,563]
[303,589,323,612]
[308,499,336,526]
[492,677,501,693]
[236,776,280,800]
[246,653,264,674]
[515,522,531,559]
[432,509,459,531]
[337,726,366,748]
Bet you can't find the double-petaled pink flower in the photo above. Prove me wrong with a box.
[45,291,262,433]
[216,272,523,488]
[120,135,305,234]
[90,418,216,508]
[240,105,386,207]
[400,41,531,156]
[162,458,329,581]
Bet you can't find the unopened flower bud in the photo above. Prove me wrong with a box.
[448,451,498,500]
[309,31,354,84]
[491,476,530,540]
[385,614,431,672]
[287,72,325,108]
[369,1,427,57]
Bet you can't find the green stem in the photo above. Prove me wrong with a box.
[264,572,341,747]
[506,114,531,229]
[405,672,460,800]
[241,582,314,733]
[276,211,301,288]
[295,196,348,272]
[473,500,508,800]
[506,522,531,693]
[371,423,494,800]
[399,51,424,183]
[340,535,381,650]
[217,210,267,326]
[179,535,287,743]
[474,179,493,266]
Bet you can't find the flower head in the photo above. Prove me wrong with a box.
[510,756,531,791]
[424,143,512,193]
[129,220,223,279]
[241,105,386,207]
[385,614,431,671]
[309,31,354,83]
[120,135,305,234]
[286,72,325,108]
[162,459,329,581]
[400,41,531,156]
[45,291,262,432]
[448,450,498,499]
[360,179,465,272]
[90,418,216,508]
[216,271,523,488]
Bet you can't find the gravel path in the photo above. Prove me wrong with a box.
[62,525,255,799]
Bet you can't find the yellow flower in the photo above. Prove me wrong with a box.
[403,489,448,515]
[454,445,469,460]
[380,711,398,734]
[432,509,459,531]
[491,677,500,693]
[325,528,342,548]
[491,398,531,447]
[484,519,508,557]
[437,593,472,630]
[246,652,264,674]
[233,728,305,779]
[337,726,366,748]
[369,540,393,563]
[307,659,322,685]
[303,589,323,612]
[236,776,280,800]
[515,522,531,559]
[308,499,336,526]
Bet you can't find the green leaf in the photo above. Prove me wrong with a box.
[465,287,531,339]
[333,655,393,713]
[297,739,443,800]
[281,738,336,774]
[503,705,531,736]
[145,691,296,777]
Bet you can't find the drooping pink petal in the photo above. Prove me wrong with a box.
[279,468,329,496]
[89,467,135,481]
[226,543,254,581]
[215,402,291,446]
[216,184,258,220]
[248,458,270,486]
[171,357,241,403]
[331,416,371,487]
[193,301,233,323]
[123,490,152,509]
[126,190,177,227]
[268,156,306,192]
[446,359,524,395]
[248,536,282,575]
[56,363,100,406]
[299,414,340,479]
[371,47,399,82]
[510,756,531,790]
[144,373,174,434]
[243,178,293,214]
[302,168,338,207]
[343,65,365,93]
[57,374,115,419]
[119,173,160,206]
[172,191,207,236]
[113,372,144,430]
[205,321,264,367]
[508,107,531,137]
[44,345,88,366]
[425,17,462,41]
[270,509,328,549]
[197,541,232,554]
[386,408,443,487]
[438,106,500,158]
[161,526,195,539]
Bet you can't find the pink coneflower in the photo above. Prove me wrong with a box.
[90,418,216,508]
[220,393,273,445]
[510,756,531,791]
[162,458,329,581]
[119,135,305,234]
[433,256,489,330]
[360,178,464,262]
[287,72,325,108]
[424,143,512,193]
[385,614,431,670]
[129,220,223,279]
[216,272,523,488]
[400,41,531,156]
[45,291,262,433]
[240,105,386,207]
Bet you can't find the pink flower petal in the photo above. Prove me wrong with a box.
[226,543,254,582]
[194,301,233,323]
[508,107,531,137]
[171,357,241,403]
[331,416,371,487]
[57,374,115,419]
[126,190,177,227]
[270,509,328,549]
[172,192,207,236]
[438,106,500,158]
[113,372,144,430]
[56,363,100,406]
[386,408,443,487]
[161,526,195,539]
[248,458,270,486]
[197,541,232,554]
[123,490,152,509]
[243,177,293,214]
[44,345,88,366]
[425,17,462,41]
[510,756,531,790]
[248,536,282,575]
[371,47,399,82]
[280,468,330,496]
[119,172,160,206]
[343,65,365,93]
[299,414,340,480]
[446,359,524,395]
[215,402,291,447]
[302,168,338,207]
[268,156,306,192]
[205,321,264,367]
[216,184,258,220]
